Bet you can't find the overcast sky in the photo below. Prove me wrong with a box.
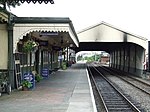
[11,0,150,40]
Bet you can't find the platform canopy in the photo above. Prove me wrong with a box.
[13,17,79,53]
[1,0,54,4]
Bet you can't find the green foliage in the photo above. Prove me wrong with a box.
[22,80,32,88]
[84,56,94,62]
[84,54,100,62]
[77,54,100,62]
[62,61,67,70]
[23,40,38,52]
[35,74,43,82]
[94,54,100,61]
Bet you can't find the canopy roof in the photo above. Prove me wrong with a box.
[77,21,147,50]
[1,0,54,4]
[13,17,79,52]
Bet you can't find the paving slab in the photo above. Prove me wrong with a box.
[0,63,96,112]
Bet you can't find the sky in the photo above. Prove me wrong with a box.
[10,0,150,40]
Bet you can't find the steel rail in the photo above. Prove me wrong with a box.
[109,67,150,87]
[87,65,108,112]
[90,64,141,112]
[101,66,150,96]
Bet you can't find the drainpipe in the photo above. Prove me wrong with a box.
[7,13,15,89]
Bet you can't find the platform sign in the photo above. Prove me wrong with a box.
[39,41,48,46]
[23,72,35,89]
[41,68,49,78]
[52,46,62,51]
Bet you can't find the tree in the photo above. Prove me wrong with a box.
[0,1,21,10]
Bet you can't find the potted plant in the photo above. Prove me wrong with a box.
[62,61,67,70]
[32,71,43,82]
[22,80,32,91]
[35,74,43,82]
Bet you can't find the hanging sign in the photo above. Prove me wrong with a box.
[39,41,48,46]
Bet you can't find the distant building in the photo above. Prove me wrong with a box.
[100,52,110,64]
[100,56,110,64]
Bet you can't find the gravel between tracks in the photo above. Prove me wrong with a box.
[106,74,150,112]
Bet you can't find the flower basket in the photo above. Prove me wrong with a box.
[23,40,38,52]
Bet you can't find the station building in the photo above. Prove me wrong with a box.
[0,6,149,91]
[0,8,79,89]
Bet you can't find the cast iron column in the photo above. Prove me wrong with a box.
[148,41,150,71]
[67,47,68,66]
[41,50,43,71]
[7,13,15,89]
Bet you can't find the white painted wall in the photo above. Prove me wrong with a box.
[13,23,79,53]
[78,23,148,50]
[0,24,8,69]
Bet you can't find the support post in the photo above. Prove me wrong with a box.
[123,45,125,71]
[41,50,43,71]
[134,45,137,72]
[119,48,121,70]
[7,14,15,89]
[116,50,118,68]
[128,44,130,72]
[50,51,53,69]
[113,51,115,68]
[67,47,68,66]
[35,49,39,73]
[148,41,150,71]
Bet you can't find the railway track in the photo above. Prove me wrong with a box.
[101,66,150,96]
[87,64,141,112]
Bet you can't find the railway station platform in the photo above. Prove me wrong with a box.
[0,63,97,112]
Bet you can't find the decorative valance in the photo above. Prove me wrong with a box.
[1,0,54,4]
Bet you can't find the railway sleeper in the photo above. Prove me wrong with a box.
[103,96,124,99]
[107,105,131,108]
[105,102,128,105]
[108,108,134,112]
[104,99,125,101]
